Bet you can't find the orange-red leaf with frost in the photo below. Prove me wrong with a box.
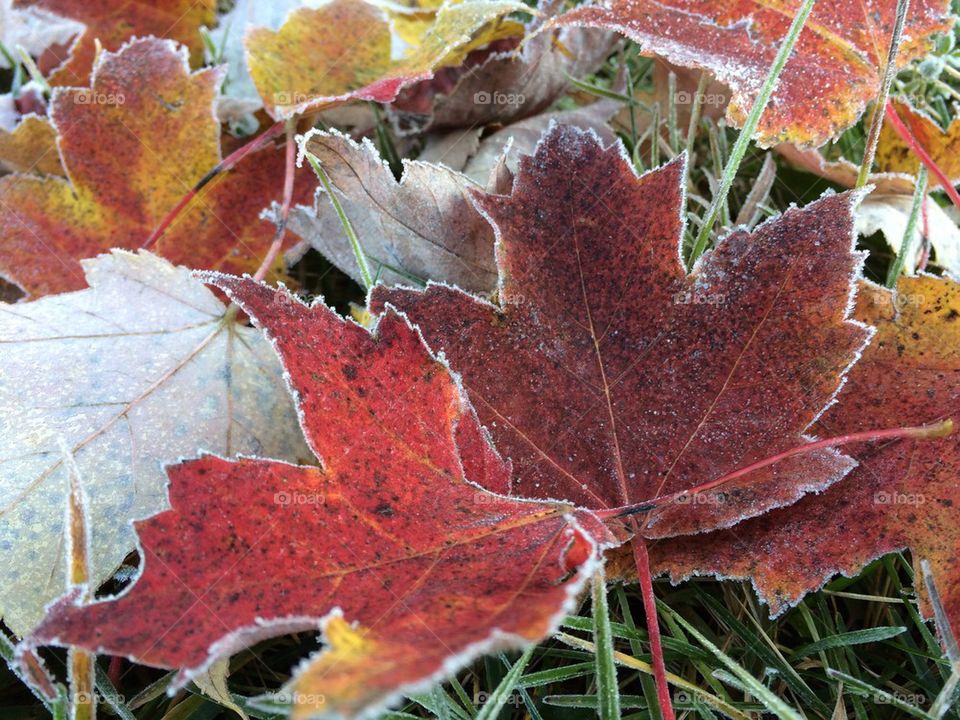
[20,0,214,85]
[549,0,953,148]
[29,275,611,720]
[373,125,871,537]
[244,0,529,120]
[0,38,312,298]
[649,276,960,625]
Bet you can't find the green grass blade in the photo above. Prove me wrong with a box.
[303,150,375,290]
[827,669,934,719]
[93,664,136,720]
[662,606,804,720]
[544,694,647,709]
[591,569,622,720]
[474,646,536,720]
[688,0,817,264]
[792,626,907,660]
[886,166,928,287]
[519,662,595,688]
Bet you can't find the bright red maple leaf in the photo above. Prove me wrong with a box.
[28,275,612,719]
[373,124,871,537]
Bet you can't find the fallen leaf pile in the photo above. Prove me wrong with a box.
[1,0,959,718]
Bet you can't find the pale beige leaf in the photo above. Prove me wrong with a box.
[0,250,309,635]
[287,129,497,291]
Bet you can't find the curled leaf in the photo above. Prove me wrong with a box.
[389,9,618,135]
[244,0,530,120]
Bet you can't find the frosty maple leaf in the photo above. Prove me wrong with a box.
[21,0,214,85]
[650,276,960,625]
[0,37,313,299]
[29,274,612,719]
[0,250,307,636]
[244,0,529,120]
[287,129,499,292]
[549,0,953,148]
[373,124,871,537]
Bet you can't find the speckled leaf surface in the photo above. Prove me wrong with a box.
[650,277,960,624]
[550,0,954,147]
[19,0,214,85]
[0,38,312,299]
[0,251,308,636]
[30,274,612,720]
[244,0,529,120]
[287,129,498,292]
[374,125,870,537]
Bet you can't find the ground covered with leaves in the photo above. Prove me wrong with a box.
[2,0,960,719]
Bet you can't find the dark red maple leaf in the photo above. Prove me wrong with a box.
[27,275,611,719]
[650,276,960,625]
[373,124,871,537]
